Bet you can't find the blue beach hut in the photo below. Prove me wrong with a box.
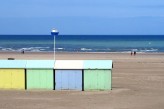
[54,60,83,91]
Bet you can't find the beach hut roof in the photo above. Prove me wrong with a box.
[0,60,27,68]
[83,60,113,69]
[26,60,54,69]
[55,60,84,69]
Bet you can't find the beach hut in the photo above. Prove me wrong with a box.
[83,60,113,91]
[54,60,83,90]
[0,60,26,89]
[26,60,54,90]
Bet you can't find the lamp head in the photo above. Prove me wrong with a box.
[51,28,59,36]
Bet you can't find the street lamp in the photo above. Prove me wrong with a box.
[51,28,59,60]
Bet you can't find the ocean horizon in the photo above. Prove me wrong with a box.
[0,35,164,53]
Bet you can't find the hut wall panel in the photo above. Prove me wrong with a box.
[27,69,53,90]
[12,69,25,89]
[84,70,111,90]
[0,70,11,88]
[55,70,82,90]
[0,69,25,89]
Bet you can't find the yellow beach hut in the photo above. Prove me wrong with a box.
[0,60,26,89]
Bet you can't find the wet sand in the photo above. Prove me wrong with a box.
[0,52,164,109]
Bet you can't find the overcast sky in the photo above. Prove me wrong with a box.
[0,0,164,35]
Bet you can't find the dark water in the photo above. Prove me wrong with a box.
[0,35,164,52]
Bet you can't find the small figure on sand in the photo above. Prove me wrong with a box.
[134,51,136,56]
[21,49,25,54]
[131,50,137,56]
[131,51,133,56]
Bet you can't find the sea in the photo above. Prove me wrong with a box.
[0,35,164,53]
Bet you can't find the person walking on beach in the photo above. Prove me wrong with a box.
[21,49,25,54]
[134,51,136,56]
[131,51,133,56]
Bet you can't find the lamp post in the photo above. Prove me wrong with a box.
[51,28,59,60]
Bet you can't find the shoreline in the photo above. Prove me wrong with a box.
[0,51,164,60]
[0,51,164,54]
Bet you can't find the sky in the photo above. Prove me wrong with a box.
[0,0,164,35]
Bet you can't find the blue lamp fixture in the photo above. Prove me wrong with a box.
[51,28,59,60]
[51,28,59,36]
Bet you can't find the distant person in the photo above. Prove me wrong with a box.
[21,49,25,54]
[134,51,136,56]
[131,51,133,56]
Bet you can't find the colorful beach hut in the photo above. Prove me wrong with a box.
[26,60,54,90]
[0,60,26,89]
[83,60,113,91]
[54,60,83,90]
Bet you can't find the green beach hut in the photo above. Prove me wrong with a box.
[83,60,113,91]
[26,60,54,90]
[0,60,26,89]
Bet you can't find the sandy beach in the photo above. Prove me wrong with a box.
[0,52,164,109]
